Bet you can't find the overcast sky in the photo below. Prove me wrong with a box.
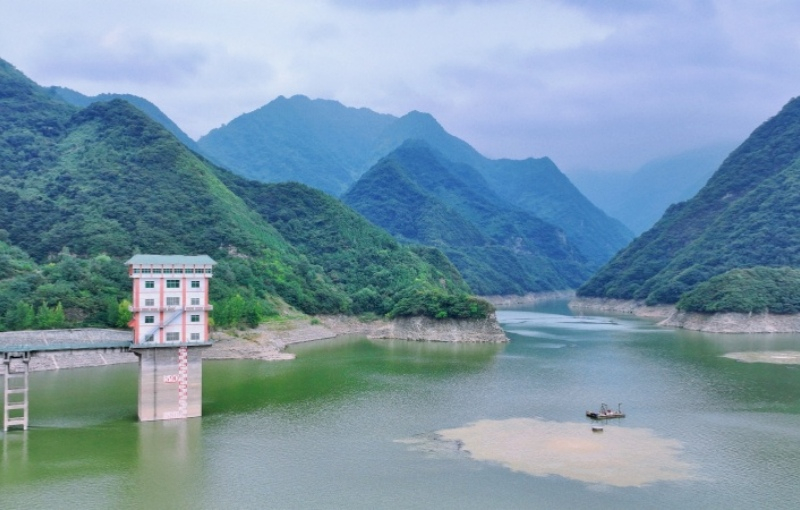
[2,0,799,173]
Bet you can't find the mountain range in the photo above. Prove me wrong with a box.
[195,94,634,270]
[342,141,589,295]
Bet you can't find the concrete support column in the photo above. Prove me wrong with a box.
[133,345,209,422]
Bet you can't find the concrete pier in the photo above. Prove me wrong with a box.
[134,345,209,421]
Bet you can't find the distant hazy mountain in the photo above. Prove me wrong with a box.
[197,94,633,269]
[343,141,591,295]
[569,143,736,234]
[46,86,201,153]
[578,95,800,306]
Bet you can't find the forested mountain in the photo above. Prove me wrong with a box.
[46,86,201,153]
[0,58,489,331]
[569,143,736,234]
[342,141,590,295]
[196,94,633,268]
[197,95,396,194]
[578,95,800,310]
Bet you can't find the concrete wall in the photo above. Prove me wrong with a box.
[134,346,206,421]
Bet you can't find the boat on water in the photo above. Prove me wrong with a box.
[586,403,625,420]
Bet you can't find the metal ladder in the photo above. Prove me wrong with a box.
[3,352,30,432]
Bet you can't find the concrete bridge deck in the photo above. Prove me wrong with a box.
[0,329,136,374]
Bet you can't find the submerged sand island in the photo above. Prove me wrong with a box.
[723,351,800,365]
[402,417,695,488]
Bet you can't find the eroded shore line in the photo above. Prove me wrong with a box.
[0,314,508,373]
[569,297,800,334]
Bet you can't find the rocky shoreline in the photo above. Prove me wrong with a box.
[482,291,575,307]
[0,314,508,373]
[569,297,800,334]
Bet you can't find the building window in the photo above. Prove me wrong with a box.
[145,299,155,307]
[144,316,155,324]
[163,268,173,274]
[166,332,180,341]
[166,297,180,306]
[133,268,141,274]
[145,281,154,289]
[166,280,180,289]
[190,315,200,323]
[191,281,200,289]
[142,268,151,274]
[205,268,212,274]
[174,269,183,274]
[153,268,162,274]
[190,333,200,341]
[144,334,154,342]
[191,298,200,306]
[185,269,194,274]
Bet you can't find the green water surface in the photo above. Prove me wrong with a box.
[2,301,800,509]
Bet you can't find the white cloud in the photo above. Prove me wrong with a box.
[1,0,799,171]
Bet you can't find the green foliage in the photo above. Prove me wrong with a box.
[342,141,590,295]
[116,298,133,328]
[579,96,800,305]
[217,177,492,319]
[0,58,494,330]
[677,267,800,314]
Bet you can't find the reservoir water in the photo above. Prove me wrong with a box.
[2,301,800,509]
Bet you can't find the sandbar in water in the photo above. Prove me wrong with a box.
[413,418,695,487]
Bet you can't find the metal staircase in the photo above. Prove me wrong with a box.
[3,352,30,432]
[142,309,184,343]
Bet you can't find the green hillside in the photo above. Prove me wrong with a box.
[479,157,632,270]
[198,95,395,195]
[46,86,202,153]
[342,141,590,295]
[0,58,492,330]
[578,95,800,308]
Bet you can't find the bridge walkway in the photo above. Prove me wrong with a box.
[0,329,133,432]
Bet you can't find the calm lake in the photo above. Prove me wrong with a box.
[2,301,800,509]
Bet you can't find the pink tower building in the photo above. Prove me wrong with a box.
[125,254,216,421]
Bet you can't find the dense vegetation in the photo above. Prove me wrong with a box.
[213,177,491,319]
[677,267,800,314]
[0,58,492,331]
[579,96,800,306]
[343,141,590,295]
[196,95,632,271]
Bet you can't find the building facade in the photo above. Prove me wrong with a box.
[126,254,215,346]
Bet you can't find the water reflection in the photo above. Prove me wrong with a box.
[130,419,203,507]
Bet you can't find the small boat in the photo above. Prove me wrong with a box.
[591,425,604,433]
[586,403,625,420]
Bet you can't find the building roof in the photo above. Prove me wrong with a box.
[125,254,216,266]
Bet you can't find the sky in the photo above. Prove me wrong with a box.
[2,0,800,174]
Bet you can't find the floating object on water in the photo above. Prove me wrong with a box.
[586,403,625,420]
[591,425,604,432]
